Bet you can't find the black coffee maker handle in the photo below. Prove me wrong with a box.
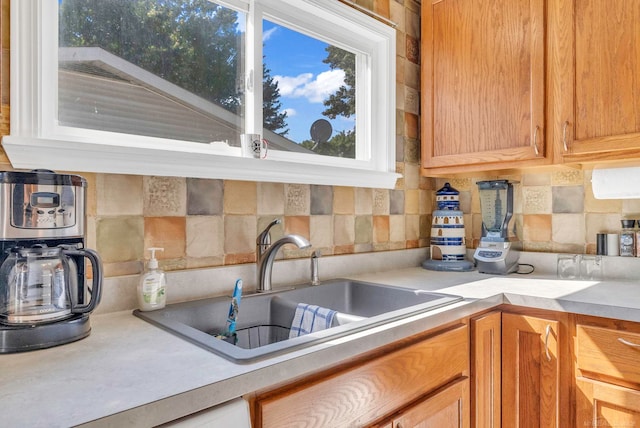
[63,248,103,314]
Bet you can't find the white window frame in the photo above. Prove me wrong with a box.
[3,0,399,188]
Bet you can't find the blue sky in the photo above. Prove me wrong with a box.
[262,21,354,143]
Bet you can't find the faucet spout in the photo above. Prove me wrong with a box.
[257,234,311,293]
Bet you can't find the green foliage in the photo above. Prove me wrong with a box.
[59,0,288,135]
[301,129,355,158]
[322,45,355,119]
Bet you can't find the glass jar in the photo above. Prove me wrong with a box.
[620,219,636,257]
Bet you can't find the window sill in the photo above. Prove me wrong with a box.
[2,136,401,189]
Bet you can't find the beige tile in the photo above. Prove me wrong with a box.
[257,182,285,215]
[584,179,622,213]
[419,189,433,215]
[310,215,333,250]
[404,163,420,190]
[373,189,390,215]
[389,214,405,242]
[551,169,583,186]
[334,215,355,246]
[585,213,622,238]
[97,174,143,216]
[622,199,640,216]
[405,189,420,214]
[552,214,585,245]
[334,187,355,214]
[522,186,552,214]
[404,61,420,91]
[143,176,186,216]
[96,216,144,263]
[186,216,223,258]
[285,184,310,215]
[405,214,420,241]
[355,188,373,215]
[224,215,257,255]
[355,216,373,244]
[224,181,257,215]
[404,86,419,115]
[522,172,551,186]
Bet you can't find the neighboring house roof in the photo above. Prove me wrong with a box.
[58,46,312,153]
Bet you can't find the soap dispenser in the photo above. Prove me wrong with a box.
[137,247,166,311]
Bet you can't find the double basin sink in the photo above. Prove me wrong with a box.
[134,279,462,363]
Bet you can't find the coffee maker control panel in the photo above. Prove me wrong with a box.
[0,171,86,240]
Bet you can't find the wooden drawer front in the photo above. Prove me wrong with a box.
[577,325,640,385]
[256,324,469,428]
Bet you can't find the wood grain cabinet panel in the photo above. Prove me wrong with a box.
[471,311,501,428]
[252,324,469,428]
[577,377,640,428]
[421,0,547,175]
[384,378,470,428]
[502,313,560,428]
[553,0,640,162]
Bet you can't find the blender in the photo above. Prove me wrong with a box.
[473,180,521,274]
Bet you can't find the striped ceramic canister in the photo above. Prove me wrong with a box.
[430,183,466,261]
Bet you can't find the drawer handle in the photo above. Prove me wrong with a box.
[544,324,552,362]
[618,337,640,348]
[562,121,570,152]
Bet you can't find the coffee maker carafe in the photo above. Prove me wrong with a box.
[0,170,103,353]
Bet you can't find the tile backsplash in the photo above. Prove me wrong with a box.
[1,0,638,280]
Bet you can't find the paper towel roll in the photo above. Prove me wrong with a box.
[592,167,640,199]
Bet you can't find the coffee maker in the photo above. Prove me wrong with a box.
[0,170,103,353]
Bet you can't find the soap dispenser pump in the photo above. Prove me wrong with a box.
[137,247,166,311]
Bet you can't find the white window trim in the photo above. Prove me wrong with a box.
[3,0,400,189]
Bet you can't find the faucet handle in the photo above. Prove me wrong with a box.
[257,218,281,246]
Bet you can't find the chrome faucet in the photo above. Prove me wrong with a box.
[256,219,311,293]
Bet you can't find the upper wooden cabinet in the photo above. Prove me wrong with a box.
[552,0,640,163]
[421,0,548,175]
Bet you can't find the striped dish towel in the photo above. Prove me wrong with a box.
[289,303,337,338]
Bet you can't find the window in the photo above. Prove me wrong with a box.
[5,0,399,188]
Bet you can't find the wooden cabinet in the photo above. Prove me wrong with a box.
[471,311,501,428]
[575,316,640,427]
[378,378,470,428]
[250,323,469,428]
[420,0,548,175]
[501,313,561,428]
[552,1,640,163]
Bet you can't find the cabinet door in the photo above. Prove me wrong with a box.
[553,1,640,162]
[391,378,470,428]
[421,0,546,174]
[502,314,559,428]
[576,377,640,427]
[471,311,501,428]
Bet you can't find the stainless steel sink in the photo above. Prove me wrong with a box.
[134,279,462,363]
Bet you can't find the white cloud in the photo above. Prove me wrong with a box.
[283,108,297,117]
[262,27,278,42]
[274,69,345,103]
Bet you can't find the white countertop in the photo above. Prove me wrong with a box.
[2,265,640,427]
